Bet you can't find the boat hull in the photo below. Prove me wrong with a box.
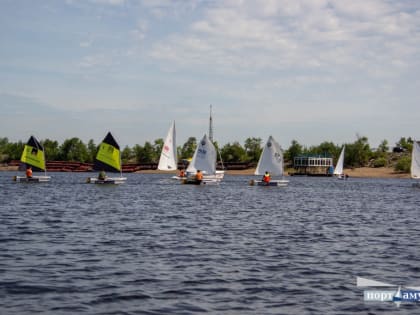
[213,170,225,179]
[14,175,51,183]
[87,177,127,185]
[172,176,186,180]
[335,174,349,180]
[182,179,202,185]
[186,171,224,180]
[182,175,222,185]
[249,179,289,187]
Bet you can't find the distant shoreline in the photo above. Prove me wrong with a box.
[1,165,410,179]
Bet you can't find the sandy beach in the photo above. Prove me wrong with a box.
[226,167,410,179]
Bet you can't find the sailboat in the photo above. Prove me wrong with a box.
[208,105,225,180]
[250,135,289,187]
[87,132,127,184]
[334,145,346,179]
[158,121,178,171]
[14,135,51,182]
[411,140,420,187]
[184,133,221,184]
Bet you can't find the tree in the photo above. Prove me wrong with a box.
[154,138,164,160]
[221,142,247,162]
[0,137,9,162]
[86,139,97,163]
[0,137,8,152]
[132,144,143,163]
[395,137,413,152]
[59,138,89,162]
[121,145,134,163]
[394,156,411,173]
[135,142,156,163]
[180,137,197,159]
[377,139,389,153]
[373,139,389,160]
[285,139,303,163]
[307,141,339,157]
[42,139,60,161]
[4,141,24,161]
[346,135,371,167]
[244,137,262,162]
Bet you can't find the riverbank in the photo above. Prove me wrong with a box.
[226,167,410,178]
[1,165,410,179]
[117,167,411,179]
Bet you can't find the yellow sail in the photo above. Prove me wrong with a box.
[20,144,46,171]
[96,142,121,171]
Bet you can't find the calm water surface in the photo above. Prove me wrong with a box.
[1,171,420,314]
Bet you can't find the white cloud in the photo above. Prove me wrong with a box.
[2,0,420,147]
[149,0,420,80]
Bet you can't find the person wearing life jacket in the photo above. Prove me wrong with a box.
[179,168,186,178]
[262,171,270,185]
[195,170,203,183]
[26,166,33,178]
[98,169,107,180]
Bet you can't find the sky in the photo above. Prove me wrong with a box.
[1,0,419,149]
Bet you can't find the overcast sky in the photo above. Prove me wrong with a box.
[1,0,419,149]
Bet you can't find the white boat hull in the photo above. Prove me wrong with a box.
[214,170,225,178]
[182,170,224,184]
[335,174,349,180]
[204,171,224,181]
[172,175,186,180]
[87,177,127,185]
[249,179,289,187]
[182,177,221,185]
[14,175,51,183]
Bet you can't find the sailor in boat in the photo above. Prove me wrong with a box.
[179,168,186,178]
[98,169,107,180]
[26,166,33,179]
[262,171,271,185]
[195,169,203,184]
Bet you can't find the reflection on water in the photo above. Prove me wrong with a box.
[1,172,419,314]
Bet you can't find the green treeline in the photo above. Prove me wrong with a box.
[0,135,414,172]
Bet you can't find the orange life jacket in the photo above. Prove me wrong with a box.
[26,168,33,178]
[196,172,203,181]
[263,174,270,182]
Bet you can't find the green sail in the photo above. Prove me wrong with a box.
[94,132,122,172]
[20,136,46,171]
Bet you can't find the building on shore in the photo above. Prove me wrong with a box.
[292,154,334,176]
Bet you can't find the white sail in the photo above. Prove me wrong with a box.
[158,121,177,171]
[186,134,216,175]
[411,140,420,179]
[254,136,284,176]
[334,146,345,176]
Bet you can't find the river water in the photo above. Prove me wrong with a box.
[1,171,419,314]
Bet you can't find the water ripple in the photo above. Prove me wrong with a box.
[1,173,420,314]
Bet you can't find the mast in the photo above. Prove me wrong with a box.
[208,105,224,170]
[209,104,213,143]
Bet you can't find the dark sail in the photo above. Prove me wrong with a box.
[93,132,122,173]
[19,135,46,172]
